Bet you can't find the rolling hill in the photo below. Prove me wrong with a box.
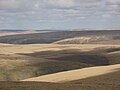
[0,30,120,90]
[53,35,120,44]
[0,30,119,44]
[0,44,120,81]
[22,64,120,83]
[0,66,119,90]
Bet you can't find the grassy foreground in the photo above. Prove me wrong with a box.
[0,70,119,90]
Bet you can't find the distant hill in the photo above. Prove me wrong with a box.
[0,30,28,32]
[53,35,120,45]
[0,30,119,44]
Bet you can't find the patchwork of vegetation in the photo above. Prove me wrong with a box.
[0,45,119,81]
[0,30,119,90]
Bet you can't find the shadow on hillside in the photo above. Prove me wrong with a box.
[18,48,111,66]
[0,47,119,81]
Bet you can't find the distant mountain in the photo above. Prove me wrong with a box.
[0,30,119,44]
[0,30,28,32]
[0,29,69,32]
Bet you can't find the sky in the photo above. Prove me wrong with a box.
[0,0,120,30]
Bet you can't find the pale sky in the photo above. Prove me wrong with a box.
[0,0,120,30]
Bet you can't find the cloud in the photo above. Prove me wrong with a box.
[0,0,103,11]
[102,14,111,18]
[0,0,38,12]
[108,0,120,4]
[45,0,75,9]
[106,0,120,10]
[0,0,120,29]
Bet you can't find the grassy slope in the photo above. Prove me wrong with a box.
[0,44,120,81]
[53,35,120,45]
[0,70,119,90]
[22,64,120,82]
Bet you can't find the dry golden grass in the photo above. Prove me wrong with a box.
[0,44,120,90]
[0,44,120,81]
[0,70,120,90]
[0,31,38,36]
[53,36,120,45]
[0,44,119,54]
[22,64,120,83]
